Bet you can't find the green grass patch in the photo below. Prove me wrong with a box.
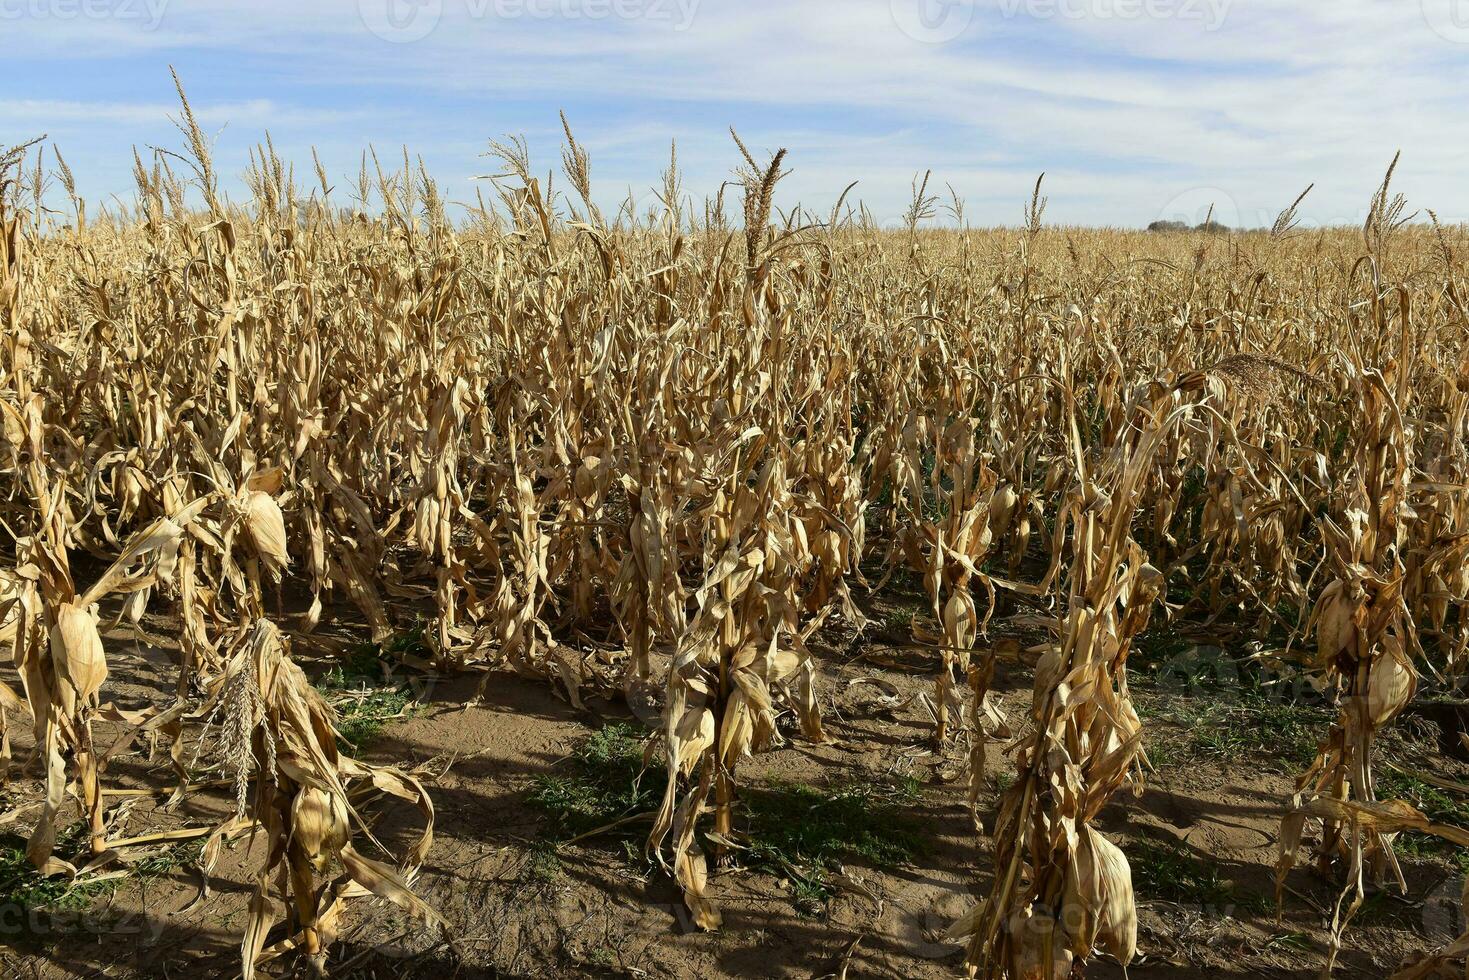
[1130,647,1359,771]
[330,688,414,750]
[528,724,660,837]
[1139,688,1328,772]
[0,828,112,915]
[1129,625,1196,676]
[1187,698,1326,770]
[0,825,203,939]
[743,776,924,915]
[524,839,565,883]
[879,602,921,638]
[529,725,925,915]
[1379,769,1469,827]
[1379,768,1469,871]
[1127,835,1268,915]
[314,636,423,751]
[339,625,430,681]
[1134,641,1440,775]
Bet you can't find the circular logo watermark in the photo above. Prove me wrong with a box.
[1153,186,1242,231]
[1422,0,1469,43]
[891,0,978,44]
[1423,875,1466,942]
[892,879,972,958]
[359,0,443,43]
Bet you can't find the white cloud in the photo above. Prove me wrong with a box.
[0,97,366,127]
[5,0,1467,225]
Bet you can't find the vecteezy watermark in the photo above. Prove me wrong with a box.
[1151,185,1388,232]
[358,0,442,42]
[891,877,972,958]
[0,0,169,29]
[998,0,1231,31]
[0,903,168,943]
[1144,643,1332,706]
[1153,186,1243,230]
[359,0,701,43]
[1422,0,1469,43]
[893,0,1230,43]
[890,0,979,44]
[1423,875,1466,943]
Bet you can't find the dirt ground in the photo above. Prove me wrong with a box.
[1,595,1463,980]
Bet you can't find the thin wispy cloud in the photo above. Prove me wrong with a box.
[0,98,367,127]
[3,0,1466,226]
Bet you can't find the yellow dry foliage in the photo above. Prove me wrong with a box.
[2,114,1469,978]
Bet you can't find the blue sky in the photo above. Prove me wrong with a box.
[3,0,1468,227]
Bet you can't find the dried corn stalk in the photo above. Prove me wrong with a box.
[958,390,1167,978]
[197,620,443,978]
[4,110,1469,980]
[1276,365,1424,970]
[958,366,1279,978]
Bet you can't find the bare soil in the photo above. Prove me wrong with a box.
[0,599,1461,980]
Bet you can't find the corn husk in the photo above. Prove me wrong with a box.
[243,490,290,575]
[49,602,107,710]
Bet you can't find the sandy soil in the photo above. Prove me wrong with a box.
[0,602,1460,980]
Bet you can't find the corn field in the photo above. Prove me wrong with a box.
[4,97,1469,978]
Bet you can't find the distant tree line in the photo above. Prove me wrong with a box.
[1147,218,1232,232]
